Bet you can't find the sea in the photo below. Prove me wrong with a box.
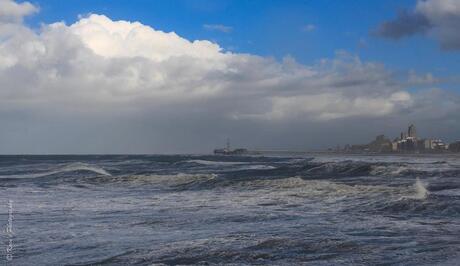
[0,154,459,265]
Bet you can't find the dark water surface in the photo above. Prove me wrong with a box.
[1,154,460,265]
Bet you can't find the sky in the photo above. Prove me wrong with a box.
[0,0,460,154]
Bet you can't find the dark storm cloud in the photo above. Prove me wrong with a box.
[375,0,460,51]
[375,10,431,39]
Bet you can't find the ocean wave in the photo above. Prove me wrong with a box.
[72,172,396,195]
[206,176,403,199]
[185,159,277,171]
[363,178,460,216]
[0,162,111,179]
[375,198,460,216]
[298,160,460,179]
[90,173,218,189]
[186,159,247,166]
[432,188,460,197]
[301,161,375,178]
[239,165,277,170]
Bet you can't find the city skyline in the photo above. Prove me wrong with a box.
[336,123,458,153]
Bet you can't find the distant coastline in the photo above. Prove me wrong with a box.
[328,124,460,155]
[214,124,460,156]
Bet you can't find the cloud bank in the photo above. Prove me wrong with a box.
[0,0,459,153]
[0,13,413,119]
[376,0,460,50]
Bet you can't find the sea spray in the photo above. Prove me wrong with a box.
[400,177,429,200]
[413,177,429,200]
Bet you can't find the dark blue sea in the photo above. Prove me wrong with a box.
[1,154,460,265]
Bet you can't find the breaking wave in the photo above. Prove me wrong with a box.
[399,178,429,200]
[0,162,111,179]
[85,173,218,190]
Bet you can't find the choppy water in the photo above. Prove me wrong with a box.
[1,154,460,265]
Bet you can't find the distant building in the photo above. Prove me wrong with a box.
[449,141,460,152]
[408,124,417,138]
[368,135,392,152]
[401,132,407,140]
[392,141,398,151]
[350,144,369,152]
[396,138,417,152]
[422,139,433,150]
[431,139,448,150]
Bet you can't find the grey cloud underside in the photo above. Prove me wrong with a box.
[375,0,460,50]
[435,16,460,50]
[375,11,431,39]
[0,0,37,22]
[0,0,459,153]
